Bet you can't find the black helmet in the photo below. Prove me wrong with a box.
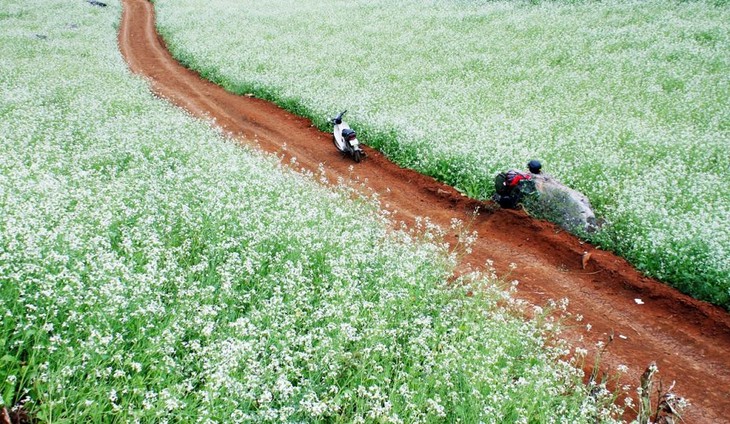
[527,159,542,173]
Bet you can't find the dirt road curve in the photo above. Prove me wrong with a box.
[119,0,729,421]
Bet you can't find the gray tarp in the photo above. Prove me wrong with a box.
[529,172,599,233]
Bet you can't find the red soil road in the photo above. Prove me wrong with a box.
[119,0,730,421]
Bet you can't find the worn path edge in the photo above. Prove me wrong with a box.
[118,0,730,421]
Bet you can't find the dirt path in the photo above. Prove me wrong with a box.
[119,0,729,421]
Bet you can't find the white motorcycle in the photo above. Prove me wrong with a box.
[330,110,365,163]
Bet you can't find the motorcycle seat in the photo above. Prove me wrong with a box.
[341,129,356,141]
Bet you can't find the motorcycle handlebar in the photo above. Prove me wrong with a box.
[331,110,347,125]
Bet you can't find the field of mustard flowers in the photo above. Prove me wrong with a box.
[155,0,730,308]
[0,0,624,421]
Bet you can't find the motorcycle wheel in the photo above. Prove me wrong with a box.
[353,150,362,163]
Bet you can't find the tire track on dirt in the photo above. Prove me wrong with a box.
[119,0,730,421]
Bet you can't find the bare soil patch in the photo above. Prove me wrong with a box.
[119,0,730,421]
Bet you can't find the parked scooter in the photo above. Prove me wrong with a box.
[330,110,365,163]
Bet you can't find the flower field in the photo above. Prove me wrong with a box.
[0,0,625,421]
[153,0,730,308]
